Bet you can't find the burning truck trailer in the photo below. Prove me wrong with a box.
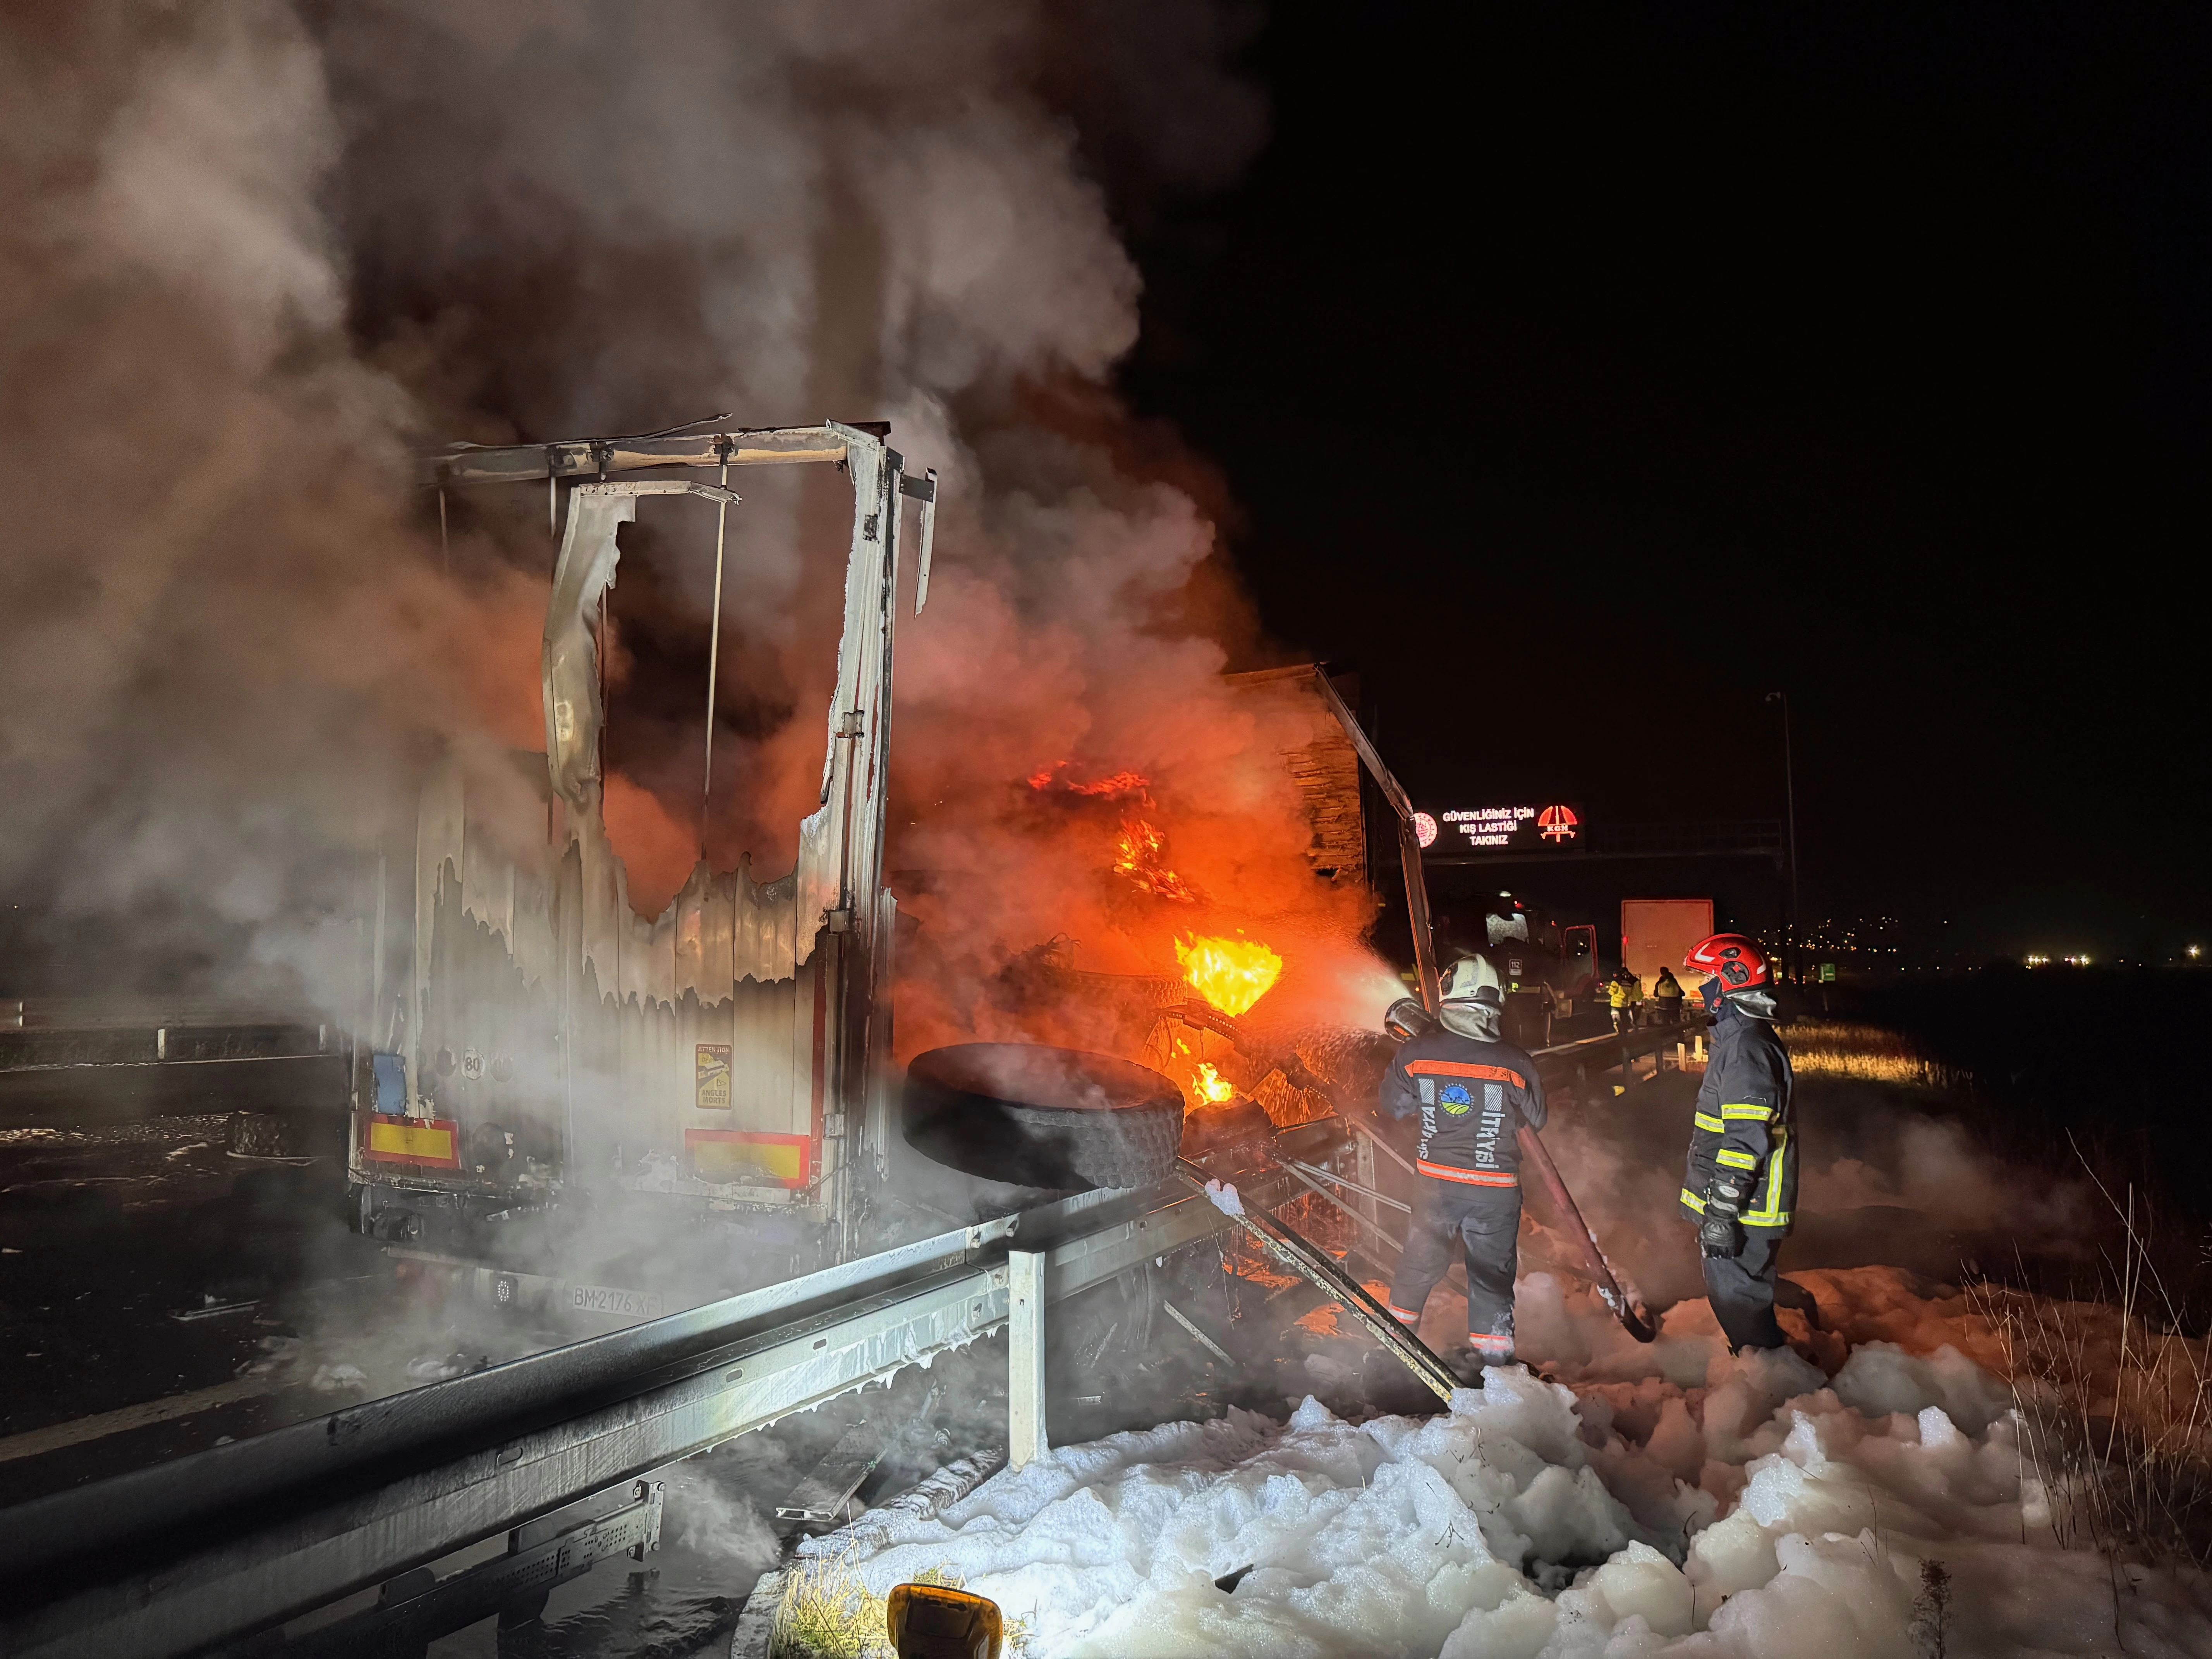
[347,414,1660,1410]
[342,416,1384,1339]
[347,421,937,1316]
[341,428,1383,1320]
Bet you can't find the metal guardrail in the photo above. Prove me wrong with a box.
[1535,1012,1704,1065]
[0,1127,1326,1659]
[0,1022,334,1073]
[276,1480,666,1658]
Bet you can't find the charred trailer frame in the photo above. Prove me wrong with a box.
[349,422,938,1267]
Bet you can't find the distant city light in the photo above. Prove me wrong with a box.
[2025,954,2050,967]
[2191,945,2203,961]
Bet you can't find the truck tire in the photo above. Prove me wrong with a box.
[902,1043,1184,1190]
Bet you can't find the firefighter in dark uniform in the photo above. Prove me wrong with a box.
[1379,957,1547,1369]
[1680,933,1796,1352]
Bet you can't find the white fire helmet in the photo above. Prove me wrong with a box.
[1440,954,1504,1009]
[1438,955,1504,1040]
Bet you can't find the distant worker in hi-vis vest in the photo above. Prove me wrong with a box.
[1680,933,1798,1352]
[1607,968,1639,1034]
[1379,957,1546,1371]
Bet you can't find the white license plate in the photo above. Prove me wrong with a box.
[569,1283,663,1318]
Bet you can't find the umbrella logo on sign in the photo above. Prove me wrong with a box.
[1538,804,1579,843]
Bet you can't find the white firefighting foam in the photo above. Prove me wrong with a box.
[801,1268,2212,1657]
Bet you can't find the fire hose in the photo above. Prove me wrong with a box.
[1512,1121,1657,1343]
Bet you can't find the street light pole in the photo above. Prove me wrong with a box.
[1765,691,1800,982]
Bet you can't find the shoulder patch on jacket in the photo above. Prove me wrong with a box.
[1406,1059,1528,1087]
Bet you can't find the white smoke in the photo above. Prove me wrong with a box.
[0,1,1290,1024]
[1,3,446,1010]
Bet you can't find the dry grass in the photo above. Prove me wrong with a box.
[1776,1021,1908,1049]
[1788,1048,1959,1087]
[771,1558,1028,1659]
[1969,1148,2212,1568]
[1776,1021,1966,1090]
[770,1549,891,1659]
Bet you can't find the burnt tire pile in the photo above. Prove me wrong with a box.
[902,1043,1185,1190]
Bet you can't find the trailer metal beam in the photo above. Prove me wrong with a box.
[1305,666,1441,1012]
[422,422,886,488]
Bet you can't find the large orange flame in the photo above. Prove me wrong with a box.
[1114,819,1199,902]
[1191,1061,1236,1105]
[1176,933,1283,1018]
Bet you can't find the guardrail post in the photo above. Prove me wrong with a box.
[1008,1250,1048,1470]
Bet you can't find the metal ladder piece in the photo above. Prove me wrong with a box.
[1175,1159,1460,1405]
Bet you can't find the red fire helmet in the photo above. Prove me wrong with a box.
[1685,932,1772,990]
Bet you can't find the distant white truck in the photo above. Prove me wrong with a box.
[1620,898,1714,996]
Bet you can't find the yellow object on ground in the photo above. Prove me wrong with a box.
[888,1582,1003,1658]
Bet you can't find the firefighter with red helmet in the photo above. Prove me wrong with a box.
[1680,933,1796,1352]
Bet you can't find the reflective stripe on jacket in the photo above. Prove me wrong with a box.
[1380,1027,1547,1187]
[1680,1002,1796,1229]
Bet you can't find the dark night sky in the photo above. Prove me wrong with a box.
[1112,3,2211,960]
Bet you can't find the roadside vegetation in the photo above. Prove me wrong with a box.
[1812,975,2212,1570]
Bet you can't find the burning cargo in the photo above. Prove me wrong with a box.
[344,409,1556,1377]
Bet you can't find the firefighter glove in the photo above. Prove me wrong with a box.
[1699,1174,1748,1259]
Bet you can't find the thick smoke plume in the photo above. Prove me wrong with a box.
[0,1,1362,1044]
[0,3,533,1009]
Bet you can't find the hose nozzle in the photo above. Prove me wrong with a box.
[1383,996,1438,1043]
